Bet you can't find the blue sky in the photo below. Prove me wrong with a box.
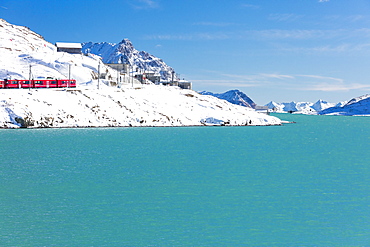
[2,0,370,104]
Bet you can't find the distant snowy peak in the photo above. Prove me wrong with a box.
[266,100,335,114]
[311,99,335,112]
[319,94,370,115]
[82,39,176,80]
[345,94,370,106]
[199,90,256,108]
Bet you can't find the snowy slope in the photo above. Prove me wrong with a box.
[199,90,256,108]
[82,39,176,81]
[0,19,281,128]
[0,18,122,86]
[0,85,281,128]
[319,94,370,115]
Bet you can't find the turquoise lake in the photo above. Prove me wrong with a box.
[1,113,369,246]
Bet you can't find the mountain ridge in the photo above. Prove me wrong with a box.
[82,39,177,81]
[199,90,257,109]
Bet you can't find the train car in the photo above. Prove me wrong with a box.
[33,79,56,88]
[19,80,34,88]
[57,79,76,88]
[3,79,20,88]
[0,79,77,89]
[70,79,77,88]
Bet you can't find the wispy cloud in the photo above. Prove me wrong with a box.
[292,75,370,92]
[191,80,260,88]
[319,0,329,2]
[307,83,370,91]
[193,22,236,27]
[130,0,159,10]
[278,42,370,54]
[193,73,296,89]
[324,15,369,23]
[0,6,8,9]
[241,4,260,9]
[194,72,370,92]
[144,32,231,41]
[268,14,304,22]
[144,28,370,56]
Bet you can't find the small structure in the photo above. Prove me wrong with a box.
[178,80,192,90]
[145,72,161,84]
[255,105,270,115]
[55,42,82,54]
[106,63,129,74]
[159,79,192,90]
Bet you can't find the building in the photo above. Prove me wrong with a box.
[255,105,270,115]
[55,42,82,54]
[144,72,161,84]
[106,63,129,74]
[178,80,192,90]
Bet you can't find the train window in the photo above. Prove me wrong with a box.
[51,81,57,84]
[11,81,18,84]
[23,81,30,84]
[35,81,43,84]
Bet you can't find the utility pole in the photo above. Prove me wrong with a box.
[29,65,32,91]
[97,61,100,90]
[117,67,119,88]
[68,64,71,88]
[171,71,175,85]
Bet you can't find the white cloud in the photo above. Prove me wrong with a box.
[306,83,370,92]
[130,0,159,9]
[241,4,260,9]
[145,28,370,41]
[191,80,259,88]
[193,73,296,89]
[194,71,370,92]
[193,22,236,27]
[144,32,231,41]
[319,0,329,2]
[293,75,370,92]
[268,14,304,22]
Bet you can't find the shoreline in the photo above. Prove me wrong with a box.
[0,122,283,129]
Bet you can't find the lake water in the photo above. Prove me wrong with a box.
[1,113,369,246]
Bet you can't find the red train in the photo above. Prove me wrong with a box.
[0,79,76,89]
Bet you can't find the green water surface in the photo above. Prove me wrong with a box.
[1,114,369,246]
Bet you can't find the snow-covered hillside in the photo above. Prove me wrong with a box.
[82,40,177,81]
[266,100,336,114]
[319,94,370,115]
[0,19,109,85]
[0,19,281,128]
[0,85,281,128]
[199,90,256,109]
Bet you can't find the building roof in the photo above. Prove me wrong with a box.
[55,42,82,49]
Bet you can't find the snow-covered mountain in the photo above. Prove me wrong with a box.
[319,94,370,115]
[0,18,120,85]
[82,40,177,81]
[199,90,256,108]
[0,19,281,128]
[266,100,336,114]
